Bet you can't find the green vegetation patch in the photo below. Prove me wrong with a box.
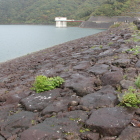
[127,45,140,55]
[119,87,140,108]
[31,75,64,93]
[135,75,140,88]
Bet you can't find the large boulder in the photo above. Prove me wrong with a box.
[88,64,109,75]
[42,96,80,115]
[64,74,95,96]
[20,89,61,111]
[117,126,140,140]
[0,111,38,139]
[80,85,119,109]
[101,70,123,86]
[20,110,89,140]
[86,107,134,136]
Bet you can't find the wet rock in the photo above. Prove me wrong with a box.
[1,111,38,139]
[101,70,123,86]
[20,117,81,140]
[65,74,95,96]
[117,126,140,140]
[88,64,109,75]
[120,80,135,89]
[86,107,134,136]
[80,85,118,109]
[20,89,61,111]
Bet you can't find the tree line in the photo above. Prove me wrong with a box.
[0,0,139,24]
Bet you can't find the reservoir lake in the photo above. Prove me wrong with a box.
[0,25,105,63]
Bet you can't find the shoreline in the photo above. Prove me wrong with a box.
[0,29,106,66]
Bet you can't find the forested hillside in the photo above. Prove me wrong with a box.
[0,0,104,24]
[93,0,140,17]
[0,0,139,25]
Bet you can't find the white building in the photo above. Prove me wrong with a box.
[55,17,67,27]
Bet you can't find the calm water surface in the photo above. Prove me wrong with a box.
[0,25,105,62]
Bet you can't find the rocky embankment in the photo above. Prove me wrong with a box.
[0,23,140,140]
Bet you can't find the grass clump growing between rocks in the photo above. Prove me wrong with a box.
[119,87,140,108]
[135,75,140,88]
[127,45,140,55]
[31,75,64,93]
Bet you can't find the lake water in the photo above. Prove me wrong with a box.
[0,25,105,62]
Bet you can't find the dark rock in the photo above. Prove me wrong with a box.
[133,20,140,25]
[117,126,140,140]
[88,64,109,75]
[86,107,134,136]
[135,60,140,68]
[135,108,140,115]
[1,111,38,139]
[0,135,5,140]
[20,117,81,140]
[125,67,137,79]
[120,80,135,89]
[80,132,99,140]
[97,56,114,64]
[80,85,118,109]
[0,105,16,126]
[117,39,125,44]
[64,74,95,96]
[73,61,90,70]
[101,70,123,86]
[41,99,68,115]
[20,89,61,111]
[112,36,121,41]
[100,136,117,140]
[42,96,79,115]
[123,33,131,40]
[98,49,116,57]
[113,58,130,68]
[137,24,140,30]
[57,110,89,122]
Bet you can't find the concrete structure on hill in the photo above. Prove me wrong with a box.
[55,17,83,27]
[80,16,140,29]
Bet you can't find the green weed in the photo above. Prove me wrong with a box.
[31,75,64,93]
[127,45,140,55]
[135,75,140,88]
[119,86,140,108]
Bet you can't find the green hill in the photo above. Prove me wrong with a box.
[0,0,104,24]
[0,0,139,25]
